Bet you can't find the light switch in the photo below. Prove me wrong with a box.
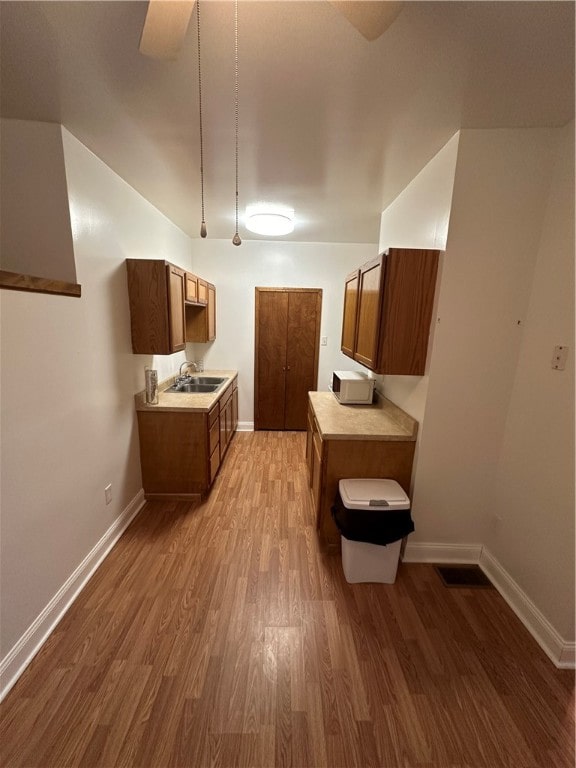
[321,336,327,346]
[551,345,568,370]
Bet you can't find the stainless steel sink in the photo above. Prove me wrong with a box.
[192,377,226,385]
[164,376,226,394]
[165,382,220,394]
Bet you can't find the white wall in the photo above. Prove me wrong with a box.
[185,240,377,426]
[413,128,557,546]
[0,126,195,659]
[376,132,460,424]
[0,119,77,282]
[485,122,575,640]
[383,125,574,653]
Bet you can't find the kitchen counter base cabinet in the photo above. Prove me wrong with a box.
[306,399,416,549]
[137,393,236,501]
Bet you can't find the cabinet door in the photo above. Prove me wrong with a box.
[306,405,314,483]
[341,269,359,358]
[207,283,216,341]
[376,248,439,375]
[185,273,198,303]
[232,384,238,431]
[167,265,186,352]
[354,255,384,370]
[311,431,323,522]
[197,278,208,305]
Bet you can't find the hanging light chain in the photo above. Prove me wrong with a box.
[232,0,241,246]
[197,0,207,238]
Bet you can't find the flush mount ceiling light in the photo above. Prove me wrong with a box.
[245,204,295,236]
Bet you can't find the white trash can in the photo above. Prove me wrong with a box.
[336,478,412,584]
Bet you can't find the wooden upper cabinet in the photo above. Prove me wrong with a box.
[186,282,216,343]
[126,259,186,354]
[341,269,359,357]
[341,248,440,376]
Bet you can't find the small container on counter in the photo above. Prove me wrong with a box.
[144,366,159,404]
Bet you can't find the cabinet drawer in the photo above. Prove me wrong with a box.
[209,419,220,456]
[209,445,220,483]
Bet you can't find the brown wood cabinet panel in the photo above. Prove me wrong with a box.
[255,288,322,431]
[341,269,359,357]
[168,265,186,352]
[341,248,440,376]
[209,445,220,484]
[186,282,216,343]
[137,410,208,497]
[377,249,439,375]
[197,278,208,305]
[311,432,323,515]
[355,256,384,369]
[232,384,238,431]
[207,283,216,341]
[185,272,198,303]
[126,259,186,354]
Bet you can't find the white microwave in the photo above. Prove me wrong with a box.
[331,371,375,404]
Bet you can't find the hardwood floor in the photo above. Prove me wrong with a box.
[1,431,574,767]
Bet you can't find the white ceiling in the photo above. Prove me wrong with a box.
[1,1,574,244]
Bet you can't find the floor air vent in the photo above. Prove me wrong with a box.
[434,564,493,588]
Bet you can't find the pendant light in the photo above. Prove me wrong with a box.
[232,0,242,246]
[196,0,207,237]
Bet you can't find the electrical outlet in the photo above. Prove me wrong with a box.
[104,484,112,505]
[321,336,327,346]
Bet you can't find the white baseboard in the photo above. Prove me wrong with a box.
[479,547,575,670]
[237,421,254,431]
[402,541,482,564]
[402,540,575,669]
[0,489,146,701]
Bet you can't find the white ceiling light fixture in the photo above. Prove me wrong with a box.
[245,204,295,237]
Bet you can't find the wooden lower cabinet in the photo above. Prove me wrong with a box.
[137,378,237,500]
[306,402,416,549]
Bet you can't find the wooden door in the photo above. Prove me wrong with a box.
[341,269,359,357]
[255,290,289,430]
[284,290,322,429]
[255,288,322,430]
[354,255,384,370]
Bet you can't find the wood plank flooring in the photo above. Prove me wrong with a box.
[1,431,574,767]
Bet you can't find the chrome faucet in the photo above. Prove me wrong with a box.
[179,361,194,377]
[178,360,203,379]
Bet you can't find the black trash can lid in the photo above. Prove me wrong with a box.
[339,479,410,511]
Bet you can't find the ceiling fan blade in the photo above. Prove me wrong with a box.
[329,0,404,41]
[139,0,195,60]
